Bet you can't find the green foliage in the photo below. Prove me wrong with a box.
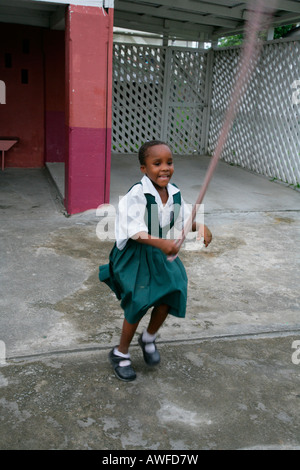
[218,24,297,47]
[218,34,243,47]
[273,24,296,39]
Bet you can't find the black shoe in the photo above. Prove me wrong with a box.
[138,334,160,366]
[109,348,136,382]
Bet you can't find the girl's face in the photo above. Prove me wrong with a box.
[140,144,174,191]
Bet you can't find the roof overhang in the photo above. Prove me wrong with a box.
[0,0,300,41]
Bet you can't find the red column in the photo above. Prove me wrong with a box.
[65,5,113,214]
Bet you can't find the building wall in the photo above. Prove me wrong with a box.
[0,23,44,167]
[0,23,65,168]
[44,29,65,163]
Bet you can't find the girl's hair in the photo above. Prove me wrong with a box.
[138,140,169,165]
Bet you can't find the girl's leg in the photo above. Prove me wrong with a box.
[139,304,170,366]
[147,303,169,334]
[118,304,169,354]
[109,318,139,382]
[118,318,140,354]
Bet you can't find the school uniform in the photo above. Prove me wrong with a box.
[99,175,190,324]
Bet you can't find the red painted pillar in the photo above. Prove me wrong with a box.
[65,5,114,214]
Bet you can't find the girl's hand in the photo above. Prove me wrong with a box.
[197,224,212,247]
[159,239,180,256]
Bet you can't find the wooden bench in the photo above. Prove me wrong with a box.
[0,138,19,170]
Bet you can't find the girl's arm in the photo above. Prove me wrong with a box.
[132,232,180,256]
[192,222,212,247]
[132,223,212,254]
[177,198,212,248]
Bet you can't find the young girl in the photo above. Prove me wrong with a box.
[99,140,212,381]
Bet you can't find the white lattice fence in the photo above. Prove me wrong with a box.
[208,39,300,186]
[112,45,165,153]
[163,48,208,153]
[112,45,208,154]
[112,40,300,186]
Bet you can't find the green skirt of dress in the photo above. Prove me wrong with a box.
[99,239,187,324]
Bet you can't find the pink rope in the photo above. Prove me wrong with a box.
[168,0,276,261]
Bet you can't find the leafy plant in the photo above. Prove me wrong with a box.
[218,24,297,47]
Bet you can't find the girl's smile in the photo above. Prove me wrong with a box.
[140,144,174,192]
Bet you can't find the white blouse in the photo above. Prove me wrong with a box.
[115,175,192,250]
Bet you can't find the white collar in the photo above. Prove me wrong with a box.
[141,175,179,206]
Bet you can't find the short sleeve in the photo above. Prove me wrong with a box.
[115,185,148,249]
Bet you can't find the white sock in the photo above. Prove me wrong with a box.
[142,330,156,353]
[114,347,131,367]
[142,330,156,342]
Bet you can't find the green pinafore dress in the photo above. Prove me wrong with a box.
[99,184,188,324]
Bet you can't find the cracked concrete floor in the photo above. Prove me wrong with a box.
[0,157,299,449]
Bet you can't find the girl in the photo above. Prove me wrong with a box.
[99,140,212,381]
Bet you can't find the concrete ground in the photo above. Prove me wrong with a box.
[0,154,300,450]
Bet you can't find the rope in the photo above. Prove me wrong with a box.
[168,0,277,261]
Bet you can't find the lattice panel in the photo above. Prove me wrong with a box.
[165,49,207,153]
[112,45,208,155]
[112,45,165,153]
[208,40,300,186]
